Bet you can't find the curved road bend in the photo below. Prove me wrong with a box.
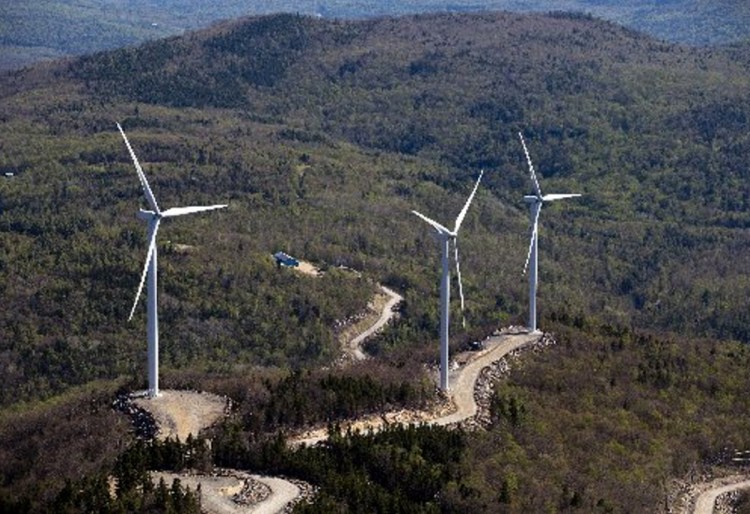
[292,330,541,446]
[345,285,403,360]
[692,479,750,514]
[153,472,300,514]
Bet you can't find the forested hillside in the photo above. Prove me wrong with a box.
[2,0,749,71]
[2,7,750,412]
[1,11,750,512]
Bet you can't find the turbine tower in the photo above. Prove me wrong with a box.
[518,132,581,333]
[412,171,483,391]
[117,123,227,398]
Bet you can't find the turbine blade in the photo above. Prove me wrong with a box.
[117,123,160,214]
[412,210,450,235]
[518,132,542,198]
[522,205,542,275]
[454,239,466,328]
[542,193,582,201]
[453,169,484,233]
[128,219,161,321]
[161,204,228,217]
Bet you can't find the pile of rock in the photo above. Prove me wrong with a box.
[232,476,271,506]
[282,478,318,513]
[112,391,158,439]
[467,358,512,430]
[714,489,741,514]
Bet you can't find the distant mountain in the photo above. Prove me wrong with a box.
[1,0,749,71]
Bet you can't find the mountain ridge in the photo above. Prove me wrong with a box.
[2,0,750,71]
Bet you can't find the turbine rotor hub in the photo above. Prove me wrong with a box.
[137,209,159,221]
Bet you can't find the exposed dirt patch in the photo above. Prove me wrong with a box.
[133,390,228,441]
[294,260,321,277]
[152,469,311,514]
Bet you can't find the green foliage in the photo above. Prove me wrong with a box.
[0,381,133,511]
[2,11,750,513]
[737,491,750,514]
[458,321,750,512]
[50,473,201,514]
[215,423,467,513]
[205,362,431,437]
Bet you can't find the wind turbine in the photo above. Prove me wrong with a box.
[412,170,483,391]
[518,132,581,334]
[117,123,227,398]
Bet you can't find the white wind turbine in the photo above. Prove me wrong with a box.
[117,123,227,398]
[412,170,483,391]
[519,132,581,333]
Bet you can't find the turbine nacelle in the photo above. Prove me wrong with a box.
[137,209,158,221]
[411,211,455,239]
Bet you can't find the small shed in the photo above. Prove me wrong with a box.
[274,251,299,268]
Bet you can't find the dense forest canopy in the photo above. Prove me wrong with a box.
[1,10,750,512]
[1,9,749,407]
[1,0,750,71]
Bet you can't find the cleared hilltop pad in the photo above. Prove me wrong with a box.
[133,390,228,442]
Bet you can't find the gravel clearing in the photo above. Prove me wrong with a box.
[152,470,306,514]
[133,390,228,441]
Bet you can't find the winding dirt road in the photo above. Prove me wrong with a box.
[344,285,403,361]
[435,330,539,426]
[136,285,541,512]
[152,471,301,514]
[291,329,541,446]
[692,477,750,514]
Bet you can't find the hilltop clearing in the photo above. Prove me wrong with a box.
[133,390,227,442]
